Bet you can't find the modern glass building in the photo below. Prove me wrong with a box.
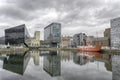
[111,17,120,49]
[5,24,30,45]
[44,23,61,47]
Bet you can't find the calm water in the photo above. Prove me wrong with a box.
[0,50,119,80]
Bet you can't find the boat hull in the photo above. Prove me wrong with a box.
[77,46,101,52]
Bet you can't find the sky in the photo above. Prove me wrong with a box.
[0,0,120,40]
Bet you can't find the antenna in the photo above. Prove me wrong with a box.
[96,31,98,45]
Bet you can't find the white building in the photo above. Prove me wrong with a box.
[26,31,40,47]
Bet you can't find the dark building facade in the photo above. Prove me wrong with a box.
[44,23,61,47]
[111,17,120,49]
[5,24,30,45]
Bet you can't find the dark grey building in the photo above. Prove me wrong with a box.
[5,24,30,46]
[43,51,61,76]
[44,22,61,47]
[73,33,87,47]
[111,17,120,49]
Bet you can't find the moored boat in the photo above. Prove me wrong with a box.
[77,45,101,52]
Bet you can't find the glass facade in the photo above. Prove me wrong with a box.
[44,23,61,47]
[5,24,30,45]
[111,17,120,49]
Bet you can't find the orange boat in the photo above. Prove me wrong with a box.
[77,45,101,52]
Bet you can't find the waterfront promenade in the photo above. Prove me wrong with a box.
[0,48,77,54]
[0,48,120,54]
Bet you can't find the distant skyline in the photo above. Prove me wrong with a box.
[0,0,120,39]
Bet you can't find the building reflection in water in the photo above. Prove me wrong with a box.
[103,54,112,72]
[60,51,72,61]
[112,55,120,80]
[43,50,61,76]
[3,51,30,75]
[73,51,103,65]
[73,51,120,80]
[30,50,40,65]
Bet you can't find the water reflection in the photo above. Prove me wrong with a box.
[3,51,30,75]
[112,55,120,80]
[104,54,112,72]
[30,50,40,65]
[1,50,120,80]
[43,51,61,76]
[60,51,72,61]
[73,52,103,65]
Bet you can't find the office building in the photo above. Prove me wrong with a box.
[5,24,30,46]
[60,36,72,48]
[73,33,87,47]
[44,22,61,47]
[111,17,120,49]
[92,37,110,47]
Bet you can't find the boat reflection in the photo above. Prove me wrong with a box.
[73,51,102,65]
[43,50,61,76]
[3,51,30,75]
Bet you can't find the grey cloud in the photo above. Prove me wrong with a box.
[33,23,46,29]
[7,0,103,11]
[0,26,9,29]
[0,0,120,38]
[0,4,36,21]
[7,0,55,11]
[95,2,120,20]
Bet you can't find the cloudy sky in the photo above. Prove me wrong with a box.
[0,0,120,39]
